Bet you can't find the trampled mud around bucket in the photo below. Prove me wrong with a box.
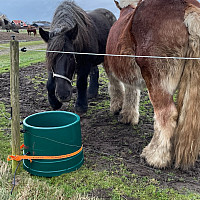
[22,111,84,177]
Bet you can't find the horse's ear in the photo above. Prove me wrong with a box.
[39,27,49,43]
[66,24,78,41]
[114,0,122,10]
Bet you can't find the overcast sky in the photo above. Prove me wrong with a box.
[0,0,120,24]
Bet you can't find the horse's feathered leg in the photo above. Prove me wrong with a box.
[137,57,185,168]
[107,73,124,115]
[105,67,141,125]
[119,83,140,125]
[88,66,99,99]
[141,88,178,168]
[46,72,63,110]
[131,0,191,168]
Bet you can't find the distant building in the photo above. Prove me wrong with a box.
[32,21,51,29]
[11,20,27,27]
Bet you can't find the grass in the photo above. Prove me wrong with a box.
[1,157,200,200]
[0,103,11,159]
[0,50,46,74]
[0,40,200,199]
[0,40,44,50]
[0,51,46,73]
[0,40,46,73]
[19,50,46,68]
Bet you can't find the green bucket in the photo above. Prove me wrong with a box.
[22,111,84,177]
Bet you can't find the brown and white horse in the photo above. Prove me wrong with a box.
[105,0,200,170]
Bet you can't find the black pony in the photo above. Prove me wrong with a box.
[39,1,116,113]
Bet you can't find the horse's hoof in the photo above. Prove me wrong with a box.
[88,86,98,99]
[118,114,130,124]
[140,145,171,169]
[74,112,85,117]
[118,111,139,126]
[50,102,63,110]
[88,92,98,99]
[113,109,121,115]
[110,105,122,115]
[75,105,88,114]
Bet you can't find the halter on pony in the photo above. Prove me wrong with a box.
[52,54,77,85]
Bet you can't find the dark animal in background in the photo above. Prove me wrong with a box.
[39,0,116,114]
[3,19,19,33]
[27,25,37,36]
[0,18,4,27]
[105,0,200,170]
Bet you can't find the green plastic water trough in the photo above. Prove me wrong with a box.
[22,111,84,177]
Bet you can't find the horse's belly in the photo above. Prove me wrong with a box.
[107,56,143,85]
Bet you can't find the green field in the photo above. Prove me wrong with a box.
[0,41,200,200]
[0,40,46,73]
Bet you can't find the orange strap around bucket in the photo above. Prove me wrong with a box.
[7,145,83,163]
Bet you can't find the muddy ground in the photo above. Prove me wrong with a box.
[0,31,42,42]
[0,31,200,198]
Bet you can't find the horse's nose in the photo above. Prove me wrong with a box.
[56,90,72,102]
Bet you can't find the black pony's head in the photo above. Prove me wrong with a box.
[39,25,78,102]
[39,1,92,105]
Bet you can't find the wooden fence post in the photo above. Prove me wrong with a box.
[10,36,20,174]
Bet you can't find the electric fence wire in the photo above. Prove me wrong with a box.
[10,159,22,195]
[10,151,30,195]
[21,47,200,60]
[0,45,10,49]
[2,39,200,60]
[0,40,29,43]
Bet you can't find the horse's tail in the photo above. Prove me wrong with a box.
[175,4,200,170]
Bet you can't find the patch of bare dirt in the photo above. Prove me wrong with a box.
[0,30,42,42]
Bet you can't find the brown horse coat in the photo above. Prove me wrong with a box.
[105,5,144,86]
[105,0,200,169]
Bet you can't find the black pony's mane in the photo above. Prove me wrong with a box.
[47,1,93,70]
